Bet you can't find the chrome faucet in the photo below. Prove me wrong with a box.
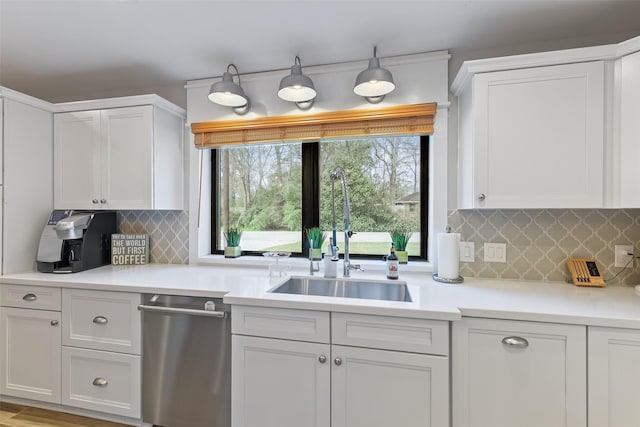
[330,166,361,277]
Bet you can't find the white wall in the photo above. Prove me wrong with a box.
[185,51,451,265]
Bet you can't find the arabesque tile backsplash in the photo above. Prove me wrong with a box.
[448,209,640,285]
[118,211,189,264]
[115,208,640,285]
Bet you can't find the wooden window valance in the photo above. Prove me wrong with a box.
[191,102,437,149]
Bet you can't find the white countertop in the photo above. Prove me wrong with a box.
[2,263,640,328]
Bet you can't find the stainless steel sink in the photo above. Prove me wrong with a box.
[269,276,412,302]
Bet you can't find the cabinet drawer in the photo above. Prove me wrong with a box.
[332,313,449,355]
[1,284,61,311]
[61,346,140,418]
[232,305,330,343]
[62,289,141,354]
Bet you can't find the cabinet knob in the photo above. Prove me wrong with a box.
[93,316,108,325]
[22,293,37,302]
[318,354,327,364]
[50,320,59,326]
[92,378,108,387]
[100,198,107,204]
[502,336,529,348]
[478,193,486,201]
[92,199,99,204]
[334,357,342,366]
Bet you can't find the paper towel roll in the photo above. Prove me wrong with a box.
[437,232,460,280]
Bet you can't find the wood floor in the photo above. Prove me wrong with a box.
[0,402,131,427]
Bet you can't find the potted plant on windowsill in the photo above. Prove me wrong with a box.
[224,228,242,258]
[390,230,412,264]
[306,227,326,260]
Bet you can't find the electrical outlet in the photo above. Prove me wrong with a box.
[459,242,475,262]
[614,245,634,268]
[484,242,507,263]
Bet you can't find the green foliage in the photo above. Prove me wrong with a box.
[224,228,242,247]
[305,227,326,249]
[221,136,421,237]
[389,230,413,251]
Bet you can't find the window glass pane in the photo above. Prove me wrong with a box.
[217,143,303,252]
[320,136,421,257]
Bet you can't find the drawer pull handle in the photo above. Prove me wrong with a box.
[93,316,108,325]
[100,198,107,204]
[502,336,529,348]
[22,293,37,302]
[50,320,59,326]
[478,193,486,201]
[318,355,327,364]
[92,378,108,387]
[334,357,342,366]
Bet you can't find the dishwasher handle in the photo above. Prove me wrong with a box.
[138,304,227,318]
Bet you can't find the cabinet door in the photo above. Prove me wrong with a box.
[0,307,61,403]
[470,61,604,208]
[54,110,101,209]
[331,345,448,427]
[619,50,640,207]
[101,106,153,209]
[588,326,640,427]
[232,335,330,427]
[452,318,586,427]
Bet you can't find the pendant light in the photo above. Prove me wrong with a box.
[208,64,251,115]
[278,56,316,110]
[354,47,395,104]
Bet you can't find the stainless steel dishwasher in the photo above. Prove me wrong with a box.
[138,294,231,427]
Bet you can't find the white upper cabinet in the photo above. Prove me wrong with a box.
[618,49,640,207]
[54,96,185,210]
[455,60,605,209]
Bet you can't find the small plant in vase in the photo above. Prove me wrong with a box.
[224,228,242,258]
[390,230,413,264]
[306,227,326,260]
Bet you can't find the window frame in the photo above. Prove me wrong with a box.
[211,135,429,260]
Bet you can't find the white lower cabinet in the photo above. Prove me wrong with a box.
[588,326,640,427]
[0,284,141,420]
[61,347,141,418]
[452,317,587,427]
[232,306,449,427]
[232,335,330,427]
[0,307,61,403]
[331,344,448,427]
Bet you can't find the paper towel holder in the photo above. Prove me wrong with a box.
[433,274,464,284]
[432,226,464,283]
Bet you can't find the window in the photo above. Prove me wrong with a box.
[212,135,428,259]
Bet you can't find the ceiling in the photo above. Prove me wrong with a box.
[1,0,640,108]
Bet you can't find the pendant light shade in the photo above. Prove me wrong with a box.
[278,56,316,109]
[208,64,251,114]
[354,47,395,103]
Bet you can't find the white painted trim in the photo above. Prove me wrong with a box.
[451,43,619,95]
[616,35,640,57]
[186,50,451,90]
[55,94,185,117]
[0,87,56,112]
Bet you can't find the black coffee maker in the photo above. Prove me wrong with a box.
[36,210,117,273]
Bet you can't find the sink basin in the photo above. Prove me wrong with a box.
[269,276,412,302]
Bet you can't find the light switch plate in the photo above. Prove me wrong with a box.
[459,242,475,262]
[484,242,507,263]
